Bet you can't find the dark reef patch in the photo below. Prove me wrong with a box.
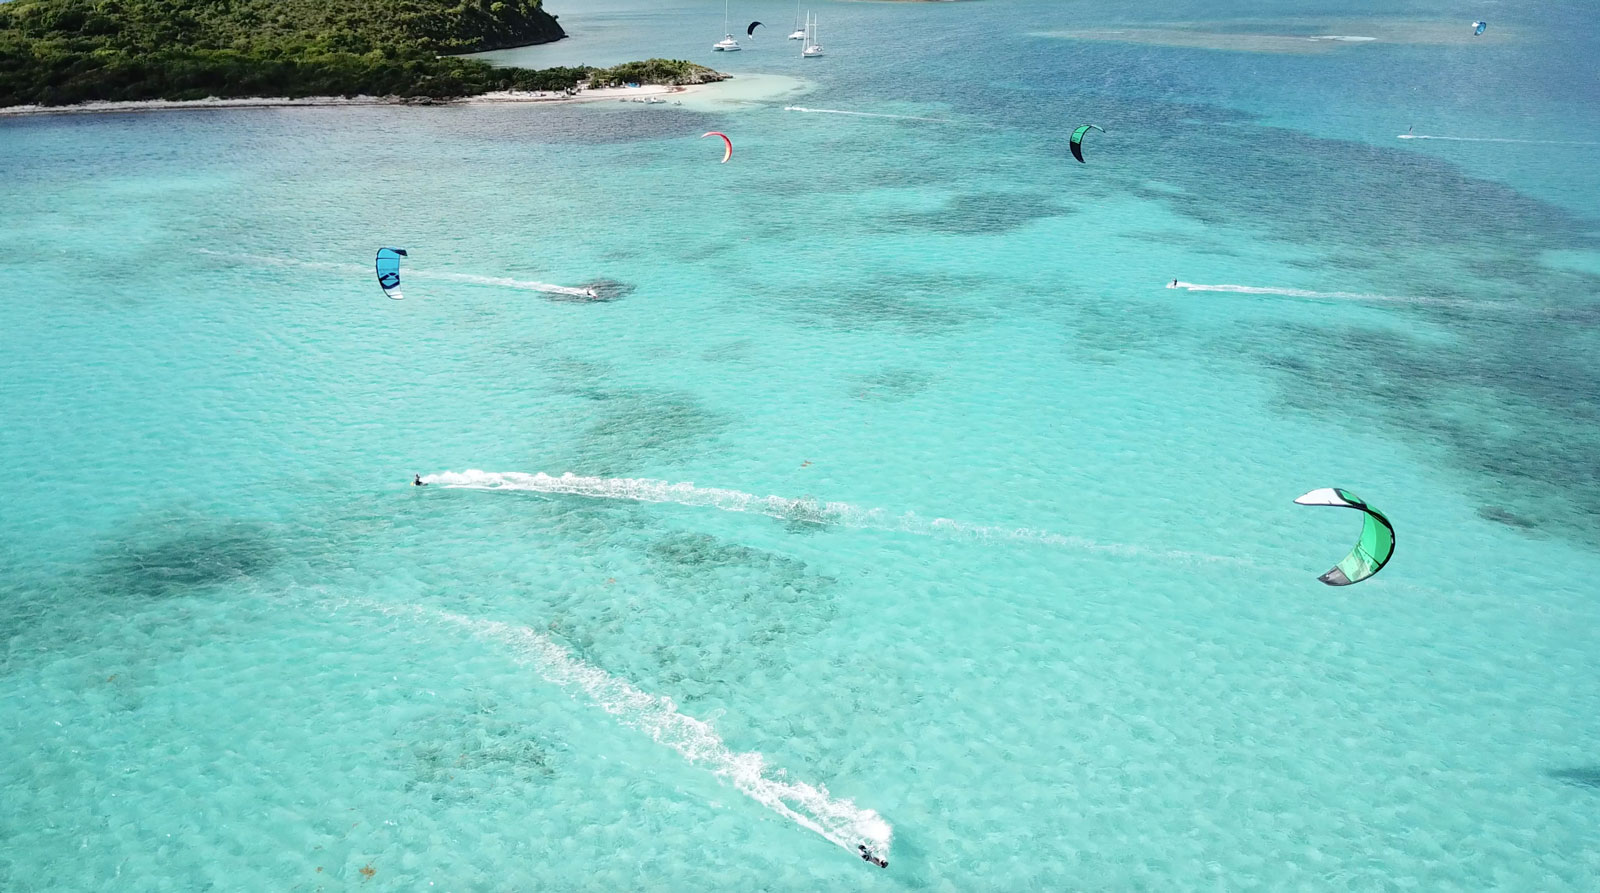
[1068,300,1181,365]
[1125,228,1243,257]
[701,339,754,364]
[792,272,985,335]
[404,709,560,805]
[539,532,836,702]
[1086,94,1600,553]
[1238,319,1600,548]
[850,366,935,402]
[566,387,727,475]
[1548,767,1600,789]
[1477,506,1540,531]
[876,191,1071,236]
[91,519,280,601]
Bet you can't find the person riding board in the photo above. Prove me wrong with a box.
[858,845,887,868]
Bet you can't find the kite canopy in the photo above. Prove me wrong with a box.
[701,131,733,163]
[1473,20,1487,35]
[1295,488,1395,586]
[1069,124,1104,164]
[375,247,407,300]
[747,20,763,36]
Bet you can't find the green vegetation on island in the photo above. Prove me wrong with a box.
[585,58,729,89]
[0,0,724,108]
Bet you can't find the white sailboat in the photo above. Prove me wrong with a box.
[802,12,824,57]
[713,0,741,51]
[788,0,805,39]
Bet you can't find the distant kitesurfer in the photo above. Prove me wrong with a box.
[1172,279,1179,287]
[858,845,887,868]
[413,474,427,487]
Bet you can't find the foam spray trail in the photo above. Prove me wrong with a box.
[784,105,954,124]
[1399,134,1600,146]
[424,470,1247,566]
[364,600,894,861]
[406,269,594,298]
[1165,280,1500,311]
[195,250,594,297]
[1169,280,1412,302]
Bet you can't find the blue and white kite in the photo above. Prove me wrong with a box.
[375,248,407,300]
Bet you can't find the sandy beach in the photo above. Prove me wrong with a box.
[0,81,716,118]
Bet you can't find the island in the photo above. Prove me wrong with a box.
[0,0,725,109]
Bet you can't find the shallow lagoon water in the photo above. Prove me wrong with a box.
[4,0,1600,888]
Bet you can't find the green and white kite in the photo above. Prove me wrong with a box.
[1069,124,1104,164]
[1295,488,1395,586]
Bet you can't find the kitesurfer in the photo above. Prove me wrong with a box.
[413,474,427,487]
[858,845,887,868]
[1172,278,1179,287]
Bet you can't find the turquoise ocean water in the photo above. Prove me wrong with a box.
[5,0,1600,888]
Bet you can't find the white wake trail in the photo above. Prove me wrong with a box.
[1398,134,1600,146]
[198,250,594,297]
[364,601,894,862]
[1169,280,1399,302]
[423,470,1242,566]
[1165,280,1494,310]
[784,105,953,124]
[406,269,594,298]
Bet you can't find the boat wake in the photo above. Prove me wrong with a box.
[362,601,892,861]
[783,105,952,124]
[1398,134,1600,146]
[422,470,1243,566]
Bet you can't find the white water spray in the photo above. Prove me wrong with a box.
[405,269,594,298]
[198,250,595,297]
[1164,280,1496,310]
[784,105,953,124]
[365,601,894,861]
[1168,280,1402,302]
[423,469,1243,565]
[1399,134,1599,146]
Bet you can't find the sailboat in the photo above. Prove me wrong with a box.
[788,0,806,39]
[713,0,741,51]
[802,12,824,57]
